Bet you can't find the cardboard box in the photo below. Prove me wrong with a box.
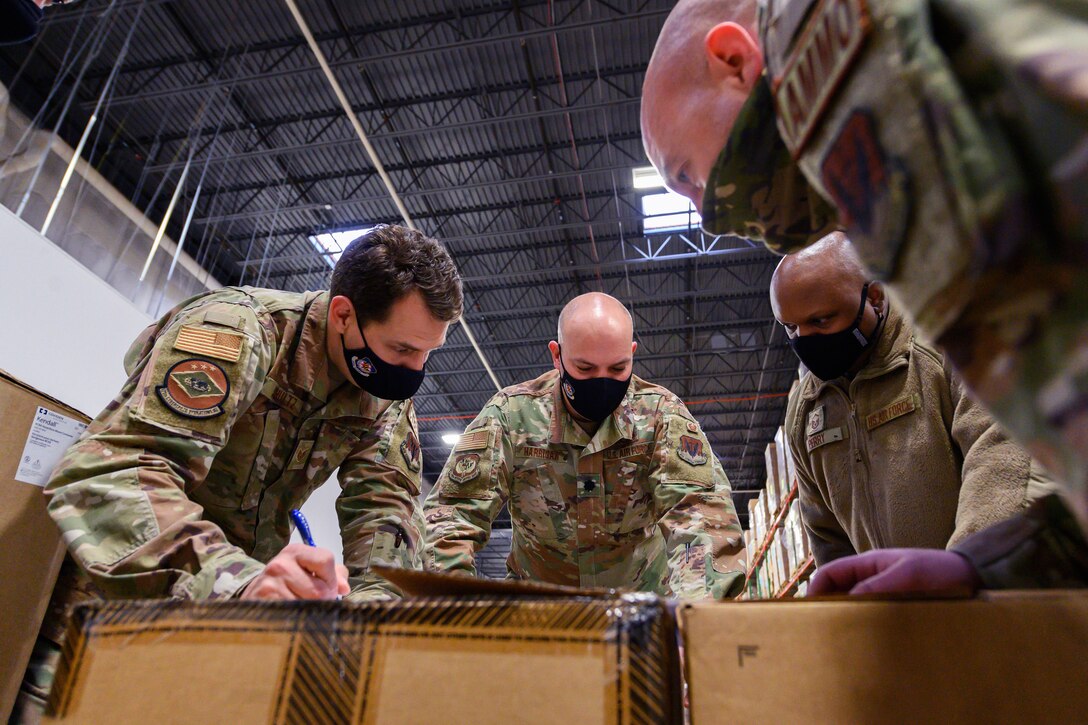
[763,442,780,495]
[682,591,1088,723]
[0,370,89,720]
[45,570,683,724]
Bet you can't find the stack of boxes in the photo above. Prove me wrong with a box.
[741,424,815,599]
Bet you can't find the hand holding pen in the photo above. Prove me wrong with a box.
[239,509,349,601]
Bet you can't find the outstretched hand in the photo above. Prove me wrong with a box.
[807,549,981,597]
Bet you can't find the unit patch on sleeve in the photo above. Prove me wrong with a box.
[447,453,481,484]
[155,359,230,419]
[173,325,245,363]
[400,430,422,472]
[678,434,708,466]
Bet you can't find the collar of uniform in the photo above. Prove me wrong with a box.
[547,370,638,452]
[799,304,911,401]
[284,291,334,403]
[699,74,838,253]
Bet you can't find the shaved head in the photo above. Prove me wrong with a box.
[770,232,885,340]
[550,292,637,382]
[557,292,633,343]
[641,0,761,206]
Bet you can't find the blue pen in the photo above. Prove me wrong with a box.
[290,508,316,547]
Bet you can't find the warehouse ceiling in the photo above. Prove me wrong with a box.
[0,0,797,527]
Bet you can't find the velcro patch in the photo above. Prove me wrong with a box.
[807,405,826,435]
[447,453,481,484]
[286,440,314,471]
[173,325,245,363]
[454,428,492,452]
[806,426,845,452]
[401,430,421,472]
[604,442,651,460]
[515,445,564,461]
[866,394,918,430]
[772,0,871,156]
[678,435,708,466]
[155,359,230,419]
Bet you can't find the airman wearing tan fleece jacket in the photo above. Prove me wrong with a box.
[772,234,1052,565]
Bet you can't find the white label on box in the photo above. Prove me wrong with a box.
[15,406,87,486]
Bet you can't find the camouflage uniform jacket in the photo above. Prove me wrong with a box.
[700,0,1088,582]
[785,305,1050,565]
[423,370,746,600]
[45,287,425,602]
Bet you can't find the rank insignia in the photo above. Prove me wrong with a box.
[401,430,421,472]
[351,355,376,377]
[808,405,826,435]
[287,440,314,471]
[678,434,708,466]
[448,453,481,483]
[156,359,230,419]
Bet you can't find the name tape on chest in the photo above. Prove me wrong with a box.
[866,394,918,430]
[173,325,245,363]
[604,442,651,460]
[806,425,845,452]
[515,445,564,461]
[773,0,871,156]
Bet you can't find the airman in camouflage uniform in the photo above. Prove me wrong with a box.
[424,293,746,600]
[15,226,461,722]
[46,286,425,602]
[641,0,1088,591]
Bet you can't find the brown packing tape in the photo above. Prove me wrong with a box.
[46,595,683,724]
[372,565,618,599]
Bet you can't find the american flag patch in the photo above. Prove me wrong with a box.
[454,428,491,452]
[173,325,245,363]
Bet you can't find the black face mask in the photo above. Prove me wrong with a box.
[1,0,43,45]
[788,284,882,382]
[342,324,425,401]
[558,348,631,423]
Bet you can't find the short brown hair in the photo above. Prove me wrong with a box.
[330,225,462,324]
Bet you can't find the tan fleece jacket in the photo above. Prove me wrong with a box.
[784,305,1052,565]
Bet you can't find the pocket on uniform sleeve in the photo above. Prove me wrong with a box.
[438,425,497,500]
[663,416,717,489]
